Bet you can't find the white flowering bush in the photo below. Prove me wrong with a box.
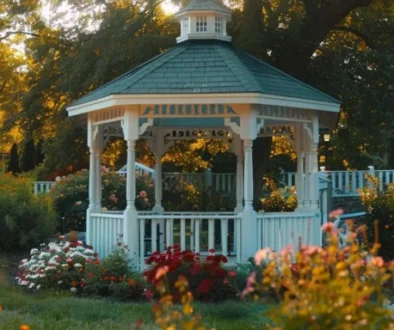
[16,236,99,292]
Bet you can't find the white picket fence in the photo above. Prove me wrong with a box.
[330,166,394,196]
[33,166,394,198]
[257,212,321,252]
[89,212,123,259]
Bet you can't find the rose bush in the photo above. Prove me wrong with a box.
[144,245,237,302]
[16,237,142,299]
[52,170,154,231]
[16,237,98,292]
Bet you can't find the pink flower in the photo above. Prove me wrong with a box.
[155,266,169,280]
[322,222,335,232]
[58,235,65,241]
[139,191,147,198]
[144,289,154,301]
[228,270,236,278]
[280,245,293,258]
[208,248,215,255]
[370,256,384,268]
[241,271,256,298]
[101,166,109,173]
[329,208,344,219]
[255,248,272,266]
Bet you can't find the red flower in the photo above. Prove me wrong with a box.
[208,248,215,254]
[94,259,100,265]
[110,276,116,281]
[104,276,109,281]
[118,276,123,282]
[144,289,154,301]
[198,278,214,294]
[228,270,236,277]
[135,319,144,328]
[88,272,93,278]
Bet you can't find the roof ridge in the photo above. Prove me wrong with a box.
[69,45,180,106]
[236,49,341,104]
[212,44,264,93]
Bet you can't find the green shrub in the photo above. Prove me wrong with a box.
[52,170,154,231]
[0,173,57,250]
[359,176,394,260]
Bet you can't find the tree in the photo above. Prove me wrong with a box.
[7,143,20,174]
[20,139,35,172]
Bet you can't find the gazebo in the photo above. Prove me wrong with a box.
[66,0,340,270]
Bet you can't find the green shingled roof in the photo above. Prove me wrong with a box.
[70,40,340,107]
[177,0,232,15]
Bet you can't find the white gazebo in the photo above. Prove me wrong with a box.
[66,0,340,270]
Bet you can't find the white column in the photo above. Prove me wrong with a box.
[123,139,138,268]
[153,154,164,213]
[309,142,319,209]
[86,146,97,246]
[122,108,140,269]
[234,149,244,214]
[239,107,259,262]
[243,139,254,211]
[95,127,103,210]
[295,124,305,210]
[241,138,257,260]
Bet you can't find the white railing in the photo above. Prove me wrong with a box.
[117,162,155,178]
[257,212,321,252]
[328,167,394,196]
[90,212,123,259]
[163,172,204,189]
[33,181,56,194]
[137,212,241,271]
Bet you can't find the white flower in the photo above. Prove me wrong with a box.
[84,249,94,254]
[74,263,82,268]
[70,287,77,293]
[38,252,50,259]
[58,280,63,284]
[29,283,35,289]
[21,259,28,264]
[62,264,68,268]
[37,285,41,290]
[30,248,38,255]
[45,266,56,271]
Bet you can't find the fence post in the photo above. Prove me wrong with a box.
[368,165,375,188]
[204,168,212,190]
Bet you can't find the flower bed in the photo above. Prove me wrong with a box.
[144,245,237,302]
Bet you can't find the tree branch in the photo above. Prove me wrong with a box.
[334,26,377,49]
[0,31,40,41]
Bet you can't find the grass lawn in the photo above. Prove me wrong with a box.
[0,281,270,330]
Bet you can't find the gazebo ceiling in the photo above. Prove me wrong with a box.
[68,40,340,111]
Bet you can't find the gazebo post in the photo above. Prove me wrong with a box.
[152,129,165,251]
[234,137,244,214]
[95,126,103,211]
[240,109,259,262]
[122,109,139,269]
[153,129,164,214]
[295,123,305,210]
[86,114,99,247]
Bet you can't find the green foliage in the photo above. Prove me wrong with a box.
[0,173,56,250]
[359,176,394,260]
[83,243,145,300]
[51,170,154,231]
[7,143,20,174]
[163,183,235,212]
[20,139,36,172]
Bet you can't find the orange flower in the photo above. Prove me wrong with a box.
[103,268,108,273]
[128,279,135,286]
[0,305,2,311]
[20,325,30,330]
[71,280,79,287]
[110,276,116,281]
[79,268,84,273]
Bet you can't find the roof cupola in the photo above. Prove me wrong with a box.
[175,0,232,44]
